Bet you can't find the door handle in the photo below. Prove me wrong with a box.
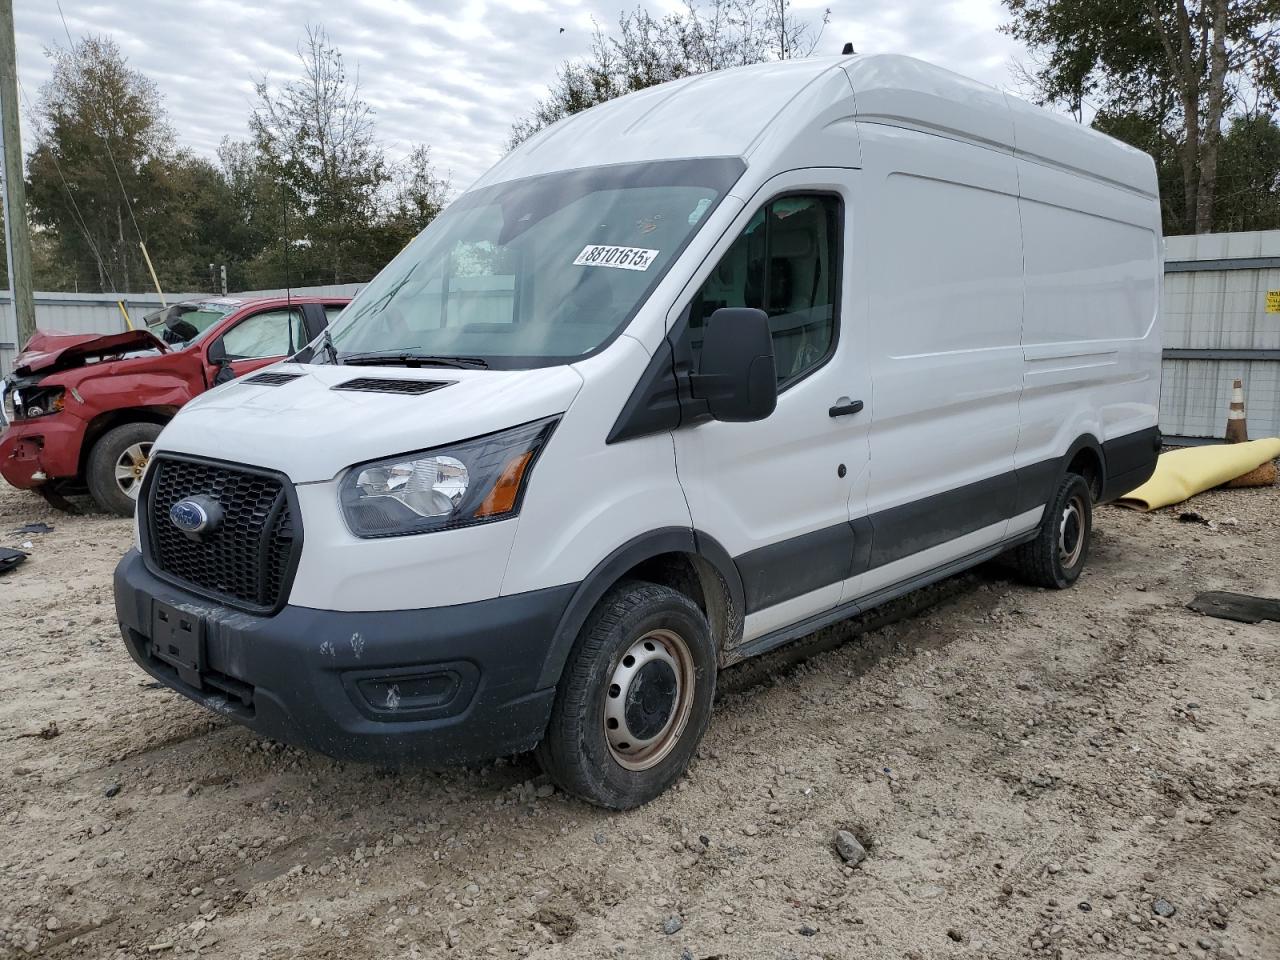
[829,398,864,418]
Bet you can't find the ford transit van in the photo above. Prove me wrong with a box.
[114,54,1162,809]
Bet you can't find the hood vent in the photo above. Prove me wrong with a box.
[332,377,452,395]
[244,372,302,386]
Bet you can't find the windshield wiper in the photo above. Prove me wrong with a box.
[321,327,341,365]
[340,352,489,369]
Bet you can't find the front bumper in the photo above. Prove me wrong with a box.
[0,416,84,488]
[114,549,576,766]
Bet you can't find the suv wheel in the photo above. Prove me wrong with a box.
[87,422,163,516]
[1010,472,1093,589]
[537,581,717,809]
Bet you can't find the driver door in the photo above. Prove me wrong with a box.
[671,174,871,648]
[204,307,307,383]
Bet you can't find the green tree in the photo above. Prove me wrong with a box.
[374,145,451,263]
[25,35,265,293]
[1214,113,1280,230]
[242,25,448,287]
[510,0,830,146]
[26,35,174,291]
[1002,0,1280,234]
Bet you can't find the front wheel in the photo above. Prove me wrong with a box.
[536,581,717,809]
[1010,472,1093,589]
[86,422,162,516]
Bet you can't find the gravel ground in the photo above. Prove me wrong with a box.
[1,477,1278,960]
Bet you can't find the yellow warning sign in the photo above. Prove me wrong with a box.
[1269,290,1280,313]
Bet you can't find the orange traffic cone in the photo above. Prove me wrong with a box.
[1225,378,1248,443]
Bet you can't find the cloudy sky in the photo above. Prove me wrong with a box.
[14,0,1030,193]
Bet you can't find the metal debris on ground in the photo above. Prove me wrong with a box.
[1188,591,1280,625]
[12,522,53,534]
[0,547,28,573]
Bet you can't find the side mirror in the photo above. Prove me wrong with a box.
[690,307,777,422]
[206,339,235,385]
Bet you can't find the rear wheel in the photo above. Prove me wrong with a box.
[86,422,162,516]
[1010,472,1093,589]
[537,581,716,809]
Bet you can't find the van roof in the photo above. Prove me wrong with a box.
[475,54,1155,198]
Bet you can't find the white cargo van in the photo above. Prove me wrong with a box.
[115,54,1162,808]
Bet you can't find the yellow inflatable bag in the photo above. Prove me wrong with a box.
[1116,438,1280,511]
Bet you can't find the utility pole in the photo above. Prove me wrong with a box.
[0,0,34,349]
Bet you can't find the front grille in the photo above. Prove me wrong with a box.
[332,377,451,395]
[145,456,300,612]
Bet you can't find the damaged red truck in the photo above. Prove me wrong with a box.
[0,295,349,515]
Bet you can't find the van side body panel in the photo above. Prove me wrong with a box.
[1013,160,1162,492]
[853,123,1027,596]
[733,56,1161,641]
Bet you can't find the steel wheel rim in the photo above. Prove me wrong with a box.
[603,628,696,771]
[1058,493,1086,568]
[114,442,153,500]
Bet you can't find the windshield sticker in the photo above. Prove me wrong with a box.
[574,245,659,271]
[688,197,712,224]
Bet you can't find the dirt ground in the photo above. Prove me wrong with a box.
[1,476,1278,960]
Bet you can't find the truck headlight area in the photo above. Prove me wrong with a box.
[338,417,558,538]
[10,386,65,420]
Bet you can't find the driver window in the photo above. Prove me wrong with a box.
[220,308,306,360]
[688,194,841,386]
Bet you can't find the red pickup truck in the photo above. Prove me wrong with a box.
[0,295,349,515]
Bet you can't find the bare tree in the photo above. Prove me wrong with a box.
[764,0,831,60]
[510,0,833,147]
[241,24,449,286]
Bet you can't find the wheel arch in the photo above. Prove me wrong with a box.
[536,527,745,689]
[1060,433,1106,501]
[78,407,176,479]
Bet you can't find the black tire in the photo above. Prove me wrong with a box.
[1010,472,1093,589]
[86,422,162,516]
[536,580,717,809]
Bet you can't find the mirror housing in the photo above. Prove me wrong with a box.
[206,339,235,385]
[690,307,777,422]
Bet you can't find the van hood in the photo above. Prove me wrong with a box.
[155,362,585,483]
[14,329,166,376]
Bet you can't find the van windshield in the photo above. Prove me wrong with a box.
[321,158,744,369]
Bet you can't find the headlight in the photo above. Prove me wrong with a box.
[339,417,558,538]
[12,386,64,420]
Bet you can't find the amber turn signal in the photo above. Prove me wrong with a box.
[474,451,534,517]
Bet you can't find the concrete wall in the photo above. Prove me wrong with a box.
[1161,230,1280,441]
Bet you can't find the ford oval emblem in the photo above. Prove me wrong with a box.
[170,496,221,536]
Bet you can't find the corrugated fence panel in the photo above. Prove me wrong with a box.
[1163,266,1280,351]
[1161,229,1280,441]
[1160,358,1280,439]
